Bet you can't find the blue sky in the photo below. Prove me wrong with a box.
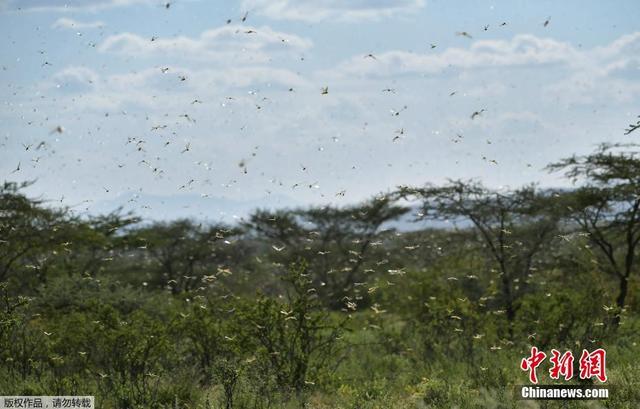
[1,0,639,221]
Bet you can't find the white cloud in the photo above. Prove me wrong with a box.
[242,0,425,22]
[104,65,308,91]
[99,25,312,62]
[592,32,640,60]
[541,32,640,106]
[42,64,310,111]
[323,35,580,79]
[4,0,152,12]
[52,17,105,29]
[315,32,640,109]
[53,66,101,86]
[13,30,640,211]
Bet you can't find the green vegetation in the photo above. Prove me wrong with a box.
[1,144,639,408]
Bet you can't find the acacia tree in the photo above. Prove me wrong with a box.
[1,181,145,287]
[548,143,640,325]
[132,220,243,293]
[244,196,408,309]
[62,212,140,276]
[0,181,72,287]
[624,115,640,135]
[397,181,561,339]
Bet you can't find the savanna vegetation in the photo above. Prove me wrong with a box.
[1,143,639,408]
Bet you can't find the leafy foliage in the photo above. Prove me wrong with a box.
[1,150,640,407]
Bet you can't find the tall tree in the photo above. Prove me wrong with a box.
[244,196,408,309]
[548,143,640,325]
[0,181,71,287]
[398,181,561,339]
[132,220,242,293]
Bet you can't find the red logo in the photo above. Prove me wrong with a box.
[521,347,607,383]
[549,349,574,381]
[579,349,607,383]
[521,346,546,384]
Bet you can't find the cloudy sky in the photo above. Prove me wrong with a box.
[1,0,639,221]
